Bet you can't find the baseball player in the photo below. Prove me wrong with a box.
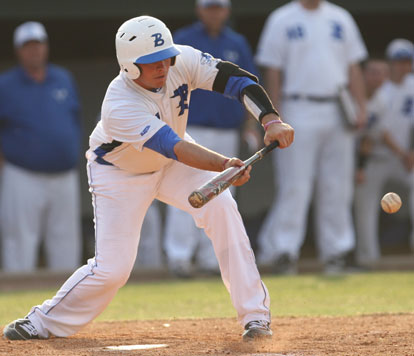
[354,59,389,186]
[3,16,294,341]
[354,39,414,265]
[164,0,260,277]
[255,0,367,274]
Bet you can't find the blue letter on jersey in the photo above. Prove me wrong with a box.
[151,33,164,47]
[170,84,189,116]
[140,125,150,136]
[201,52,214,65]
[331,22,344,40]
[287,25,304,40]
[402,97,413,118]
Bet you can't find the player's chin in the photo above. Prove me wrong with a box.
[154,76,167,87]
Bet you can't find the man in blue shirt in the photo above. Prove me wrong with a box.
[164,0,260,277]
[0,21,82,272]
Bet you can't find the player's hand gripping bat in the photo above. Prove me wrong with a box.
[188,140,279,208]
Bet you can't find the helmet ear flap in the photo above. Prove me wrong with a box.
[134,63,142,78]
[120,63,141,79]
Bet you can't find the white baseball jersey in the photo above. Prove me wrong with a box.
[358,74,414,159]
[255,0,367,96]
[360,87,389,156]
[380,73,414,152]
[87,45,220,174]
[354,74,414,264]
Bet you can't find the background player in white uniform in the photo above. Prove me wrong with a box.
[3,16,294,341]
[354,39,414,266]
[354,59,389,186]
[255,0,367,274]
[164,0,260,277]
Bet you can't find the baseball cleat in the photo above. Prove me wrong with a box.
[242,320,273,341]
[3,318,39,340]
[168,259,193,278]
[272,253,297,275]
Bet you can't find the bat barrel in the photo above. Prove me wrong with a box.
[188,166,244,208]
[188,191,208,208]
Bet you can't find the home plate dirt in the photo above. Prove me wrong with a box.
[104,344,168,351]
[1,314,413,356]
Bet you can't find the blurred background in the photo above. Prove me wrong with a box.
[0,0,413,272]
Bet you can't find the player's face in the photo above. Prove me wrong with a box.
[197,6,230,35]
[16,41,49,71]
[390,58,413,80]
[300,0,321,9]
[363,60,389,92]
[134,58,171,90]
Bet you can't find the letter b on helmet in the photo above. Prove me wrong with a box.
[151,33,165,47]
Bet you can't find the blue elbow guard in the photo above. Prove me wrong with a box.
[143,125,182,160]
[223,76,257,101]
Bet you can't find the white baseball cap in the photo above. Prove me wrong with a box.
[196,0,231,7]
[385,39,414,60]
[14,21,48,48]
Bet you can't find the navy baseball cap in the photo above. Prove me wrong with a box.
[386,39,414,60]
[196,0,231,7]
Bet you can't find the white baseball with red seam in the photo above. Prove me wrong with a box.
[381,192,402,214]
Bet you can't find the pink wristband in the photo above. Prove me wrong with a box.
[222,158,229,170]
[263,119,283,131]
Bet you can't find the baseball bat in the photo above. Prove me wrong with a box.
[188,140,279,208]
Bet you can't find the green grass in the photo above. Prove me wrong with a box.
[1,272,413,326]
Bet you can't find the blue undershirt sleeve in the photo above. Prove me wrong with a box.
[143,125,182,160]
[223,76,257,102]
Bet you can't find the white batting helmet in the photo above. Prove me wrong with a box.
[115,16,181,80]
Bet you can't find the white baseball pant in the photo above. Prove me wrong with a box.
[0,162,81,272]
[134,201,163,269]
[27,159,270,338]
[164,126,239,270]
[354,154,414,264]
[258,100,355,263]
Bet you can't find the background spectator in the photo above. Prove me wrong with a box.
[0,21,82,272]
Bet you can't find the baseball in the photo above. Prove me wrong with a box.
[381,192,402,214]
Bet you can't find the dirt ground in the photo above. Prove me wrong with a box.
[1,314,414,356]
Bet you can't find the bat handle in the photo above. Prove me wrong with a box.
[243,140,279,167]
[261,140,279,155]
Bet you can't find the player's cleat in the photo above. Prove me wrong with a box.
[323,253,347,275]
[3,318,39,340]
[168,259,193,278]
[242,320,273,341]
[323,252,367,275]
[272,253,297,275]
